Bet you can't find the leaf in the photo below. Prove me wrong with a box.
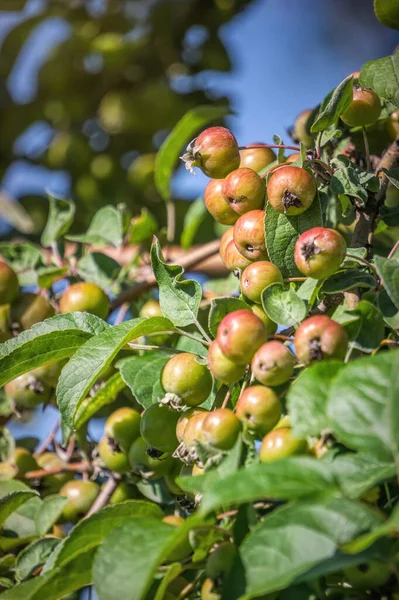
[0,242,44,287]
[15,538,60,582]
[0,491,38,528]
[74,372,126,429]
[332,453,396,499]
[327,350,399,462]
[342,247,368,266]
[66,205,128,248]
[382,167,399,189]
[0,313,109,387]
[261,283,306,327]
[154,563,183,600]
[0,428,15,463]
[375,0,399,29]
[311,76,353,132]
[117,353,169,409]
[237,498,381,599]
[330,162,368,206]
[348,300,385,352]
[77,253,120,290]
[296,278,321,306]
[198,457,338,516]
[265,197,323,278]
[56,316,173,428]
[46,500,163,571]
[359,50,399,106]
[374,254,399,310]
[155,105,230,202]
[35,495,69,535]
[150,238,202,327]
[208,297,249,338]
[36,266,69,290]
[41,194,75,248]
[181,197,208,249]
[323,270,376,293]
[129,208,158,244]
[288,361,343,438]
[377,288,399,330]
[343,502,399,554]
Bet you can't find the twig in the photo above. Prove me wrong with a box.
[238,144,300,152]
[34,419,59,456]
[362,127,371,172]
[24,462,92,479]
[272,334,292,342]
[345,253,378,276]
[221,385,233,409]
[278,326,295,337]
[175,328,210,347]
[85,476,118,517]
[283,277,307,283]
[114,303,130,325]
[388,240,399,260]
[166,201,176,243]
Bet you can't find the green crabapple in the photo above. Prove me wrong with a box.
[236,385,282,437]
[161,352,213,407]
[0,261,19,304]
[340,86,381,128]
[207,340,247,385]
[59,282,109,319]
[260,427,307,462]
[202,408,241,450]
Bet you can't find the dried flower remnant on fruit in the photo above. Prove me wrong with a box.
[180,127,240,179]
[282,189,302,212]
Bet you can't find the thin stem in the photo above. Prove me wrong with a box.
[114,302,130,325]
[272,334,292,342]
[166,201,176,243]
[34,419,59,456]
[194,317,212,344]
[85,476,118,517]
[345,252,378,276]
[238,143,300,152]
[175,328,211,347]
[362,126,371,172]
[388,239,399,259]
[283,277,307,283]
[128,341,203,356]
[51,241,64,268]
[24,462,92,479]
[221,385,233,409]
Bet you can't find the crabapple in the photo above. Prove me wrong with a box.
[98,436,130,473]
[216,309,268,365]
[251,341,295,386]
[176,408,207,443]
[12,447,39,477]
[207,340,247,384]
[5,370,52,409]
[267,166,316,215]
[222,240,253,272]
[182,410,209,449]
[259,427,307,462]
[294,315,348,364]
[222,167,265,215]
[233,210,268,260]
[162,515,192,561]
[241,261,283,304]
[11,292,55,330]
[141,403,180,452]
[161,353,213,407]
[139,299,163,318]
[343,561,391,589]
[236,385,281,437]
[59,282,109,319]
[104,407,141,453]
[0,261,19,305]
[239,144,276,172]
[204,179,238,225]
[206,542,237,580]
[294,227,347,279]
[292,109,314,147]
[37,452,73,492]
[202,408,241,450]
[341,86,381,127]
[60,480,100,522]
[109,482,137,504]
[251,305,277,335]
[128,437,175,477]
[219,227,234,259]
[182,126,240,179]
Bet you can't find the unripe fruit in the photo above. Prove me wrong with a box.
[260,427,307,462]
[139,299,162,318]
[236,385,281,437]
[192,463,205,476]
[240,144,276,172]
[60,282,109,319]
[222,168,265,215]
[207,340,247,384]
[267,166,316,215]
[343,561,390,589]
[128,437,174,477]
[202,408,241,450]
[251,305,277,335]
[216,309,268,365]
[233,210,268,261]
[5,370,52,409]
[60,480,100,522]
[0,304,11,342]
[37,452,73,491]
[141,403,180,453]
[183,126,240,179]
[104,407,141,454]
[387,109,399,141]
[161,353,213,407]
[182,410,209,449]
[162,515,192,561]
[294,315,348,364]
[285,153,300,164]
[98,436,130,473]
[219,227,234,260]
[241,261,283,304]
[251,341,294,387]
[176,408,207,443]
[292,109,313,147]
[385,183,399,208]
[294,227,347,279]
[11,292,55,330]
[341,86,381,127]
[0,261,19,304]
[33,360,67,388]
[273,415,291,429]
[204,179,238,225]
[206,542,237,580]
[12,447,39,477]
[222,240,253,272]
[109,482,137,504]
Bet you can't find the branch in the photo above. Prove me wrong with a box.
[85,476,118,517]
[24,462,92,480]
[34,419,59,456]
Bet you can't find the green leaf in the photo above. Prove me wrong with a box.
[296,278,321,306]
[0,313,108,387]
[154,563,183,600]
[40,194,75,248]
[323,270,376,293]
[382,167,399,189]
[77,253,120,290]
[117,353,169,410]
[150,238,202,327]
[15,538,60,582]
[181,197,207,249]
[74,372,126,429]
[155,105,230,202]
[35,495,68,536]
[0,428,14,463]
[36,266,69,290]
[56,317,173,428]
[265,196,323,278]
[199,457,338,516]
[0,491,38,528]
[342,246,368,266]
[0,242,44,287]
[129,208,158,244]
[66,205,128,248]
[359,50,399,106]
[348,300,385,352]
[288,361,343,438]
[237,498,381,599]
[327,350,399,461]
[261,283,306,327]
[332,453,396,499]
[374,254,399,310]
[330,158,368,205]
[311,76,353,132]
[343,502,399,555]
[377,288,399,330]
[375,0,399,29]
[208,297,249,338]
